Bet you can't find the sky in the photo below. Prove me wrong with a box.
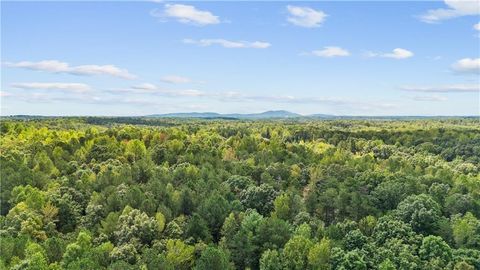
[1,0,479,116]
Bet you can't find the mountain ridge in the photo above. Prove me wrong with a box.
[144,111,480,120]
[147,110,304,119]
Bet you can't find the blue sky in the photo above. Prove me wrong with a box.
[1,0,479,116]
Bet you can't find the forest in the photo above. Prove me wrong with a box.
[0,117,479,270]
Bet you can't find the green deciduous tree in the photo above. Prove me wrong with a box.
[395,194,441,235]
[114,207,158,246]
[165,239,195,270]
[452,212,480,248]
[199,193,230,241]
[419,235,453,268]
[260,249,282,270]
[283,235,313,270]
[308,238,331,270]
[240,184,277,216]
[194,246,231,270]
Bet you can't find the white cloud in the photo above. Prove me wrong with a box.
[419,0,480,23]
[5,60,69,72]
[69,65,136,79]
[452,58,480,73]
[312,46,350,57]
[177,89,204,97]
[0,91,12,97]
[4,60,136,79]
[183,39,271,49]
[151,4,220,26]
[411,95,448,101]
[367,48,414,59]
[161,75,192,84]
[474,22,480,31]
[383,48,414,59]
[401,84,480,93]
[10,82,92,93]
[132,83,158,90]
[286,5,327,28]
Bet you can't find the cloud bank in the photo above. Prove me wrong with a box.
[411,95,448,102]
[10,82,92,93]
[5,60,136,79]
[401,84,480,93]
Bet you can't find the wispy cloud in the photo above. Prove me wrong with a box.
[132,83,158,91]
[6,81,397,114]
[401,84,480,93]
[474,22,480,31]
[105,84,394,111]
[312,46,350,58]
[452,58,480,74]
[366,48,414,59]
[216,93,392,110]
[197,91,396,112]
[111,83,205,97]
[0,91,12,97]
[4,60,136,79]
[286,5,327,28]
[173,89,205,97]
[183,39,271,49]
[160,75,192,84]
[10,82,92,93]
[410,95,448,102]
[419,0,480,23]
[151,4,220,26]
[5,91,162,107]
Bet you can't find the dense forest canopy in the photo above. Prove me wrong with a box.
[1,117,479,269]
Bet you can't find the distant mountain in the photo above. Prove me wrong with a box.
[308,113,338,118]
[148,111,477,120]
[234,110,302,119]
[148,112,222,118]
[147,110,304,119]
